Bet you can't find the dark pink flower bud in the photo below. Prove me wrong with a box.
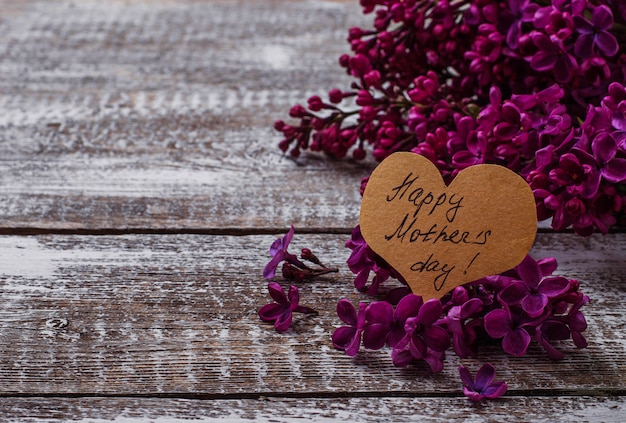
[274,120,285,131]
[328,89,344,104]
[359,106,377,121]
[356,90,374,106]
[307,95,324,111]
[353,147,366,160]
[373,147,388,161]
[432,24,446,38]
[426,50,439,66]
[338,54,350,68]
[348,27,365,40]
[349,54,372,78]
[340,129,357,144]
[363,70,381,88]
[378,31,393,50]
[379,137,394,147]
[359,176,369,196]
[289,104,306,118]
[301,248,312,258]
[311,117,325,130]
[282,125,295,138]
[278,140,289,152]
[390,4,404,21]
[527,170,549,190]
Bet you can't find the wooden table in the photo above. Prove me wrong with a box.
[0,1,624,421]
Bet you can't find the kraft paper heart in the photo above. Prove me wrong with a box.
[360,152,537,301]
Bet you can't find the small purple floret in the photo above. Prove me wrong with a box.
[258,282,316,332]
[459,363,508,401]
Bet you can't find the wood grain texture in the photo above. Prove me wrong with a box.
[0,396,624,422]
[1,0,625,420]
[0,0,372,231]
[0,233,624,397]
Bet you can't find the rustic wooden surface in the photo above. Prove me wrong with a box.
[0,0,624,421]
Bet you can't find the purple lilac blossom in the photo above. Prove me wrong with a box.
[264,226,339,281]
[263,225,305,279]
[275,0,626,235]
[332,299,367,356]
[499,255,571,318]
[271,0,604,375]
[574,5,619,59]
[484,303,534,356]
[390,299,449,372]
[443,287,484,358]
[258,282,316,332]
[459,363,508,401]
[345,225,398,295]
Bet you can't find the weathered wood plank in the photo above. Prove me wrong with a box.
[0,233,624,396]
[0,396,624,422]
[0,0,372,231]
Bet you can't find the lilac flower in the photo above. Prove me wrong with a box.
[393,346,446,373]
[601,83,626,148]
[530,32,578,83]
[362,301,394,350]
[532,285,589,359]
[574,5,619,59]
[493,102,523,140]
[533,3,575,40]
[549,152,600,199]
[566,291,590,349]
[459,364,508,402]
[484,304,533,356]
[263,226,305,279]
[364,294,424,350]
[387,294,424,347]
[512,84,564,110]
[264,226,338,281]
[452,133,487,169]
[499,255,571,318]
[444,291,484,358]
[446,115,476,154]
[502,0,539,50]
[591,132,626,183]
[544,190,592,234]
[345,225,393,295]
[258,282,316,332]
[530,104,572,140]
[332,299,367,356]
[391,299,449,372]
[264,1,608,379]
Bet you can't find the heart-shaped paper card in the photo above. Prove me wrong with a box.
[360,152,537,300]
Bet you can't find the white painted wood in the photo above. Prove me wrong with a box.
[0,233,623,396]
[0,0,371,231]
[0,396,624,422]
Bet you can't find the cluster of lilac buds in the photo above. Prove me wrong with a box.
[337,230,589,368]
[275,0,626,235]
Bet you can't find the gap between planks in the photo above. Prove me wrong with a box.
[0,388,625,401]
[0,227,354,236]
